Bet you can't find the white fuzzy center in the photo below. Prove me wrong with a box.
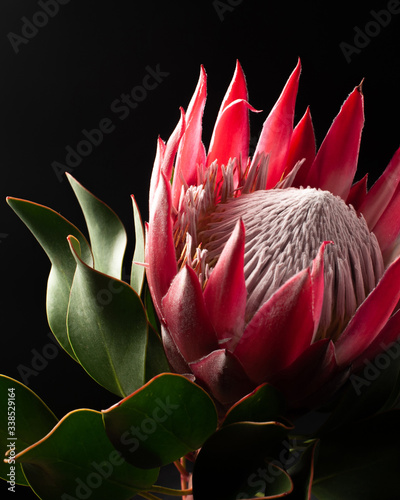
[197,187,384,340]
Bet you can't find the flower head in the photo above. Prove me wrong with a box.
[146,60,400,411]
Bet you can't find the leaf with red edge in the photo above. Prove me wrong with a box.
[6,197,92,360]
[102,373,217,469]
[222,383,287,427]
[130,195,145,295]
[0,376,58,487]
[286,441,319,500]
[66,173,127,281]
[67,236,152,398]
[15,409,158,500]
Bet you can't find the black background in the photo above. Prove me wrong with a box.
[1,0,400,498]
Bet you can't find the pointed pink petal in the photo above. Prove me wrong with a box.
[358,146,400,229]
[351,309,400,371]
[234,268,314,384]
[306,85,364,200]
[162,266,218,363]
[286,107,316,187]
[310,242,330,342]
[219,60,248,114]
[253,59,301,189]
[161,324,191,374]
[335,254,400,367]
[149,137,166,209]
[206,99,259,175]
[189,349,254,407]
[146,171,177,319]
[160,107,186,182]
[203,219,246,345]
[172,66,207,208]
[346,174,368,211]
[206,61,253,174]
[371,181,400,264]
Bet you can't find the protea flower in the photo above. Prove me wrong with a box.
[145,59,400,411]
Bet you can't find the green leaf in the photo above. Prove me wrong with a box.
[102,373,218,468]
[0,375,58,487]
[144,326,170,381]
[6,197,93,359]
[15,409,159,500]
[222,383,287,427]
[286,441,319,499]
[67,235,150,397]
[316,341,400,435]
[193,421,294,499]
[130,195,145,295]
[312,410,400,500]
[67,173,127,280]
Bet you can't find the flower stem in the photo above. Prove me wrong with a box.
[149,484,193,496]
[137,492,162,500]
[174,458,190,479]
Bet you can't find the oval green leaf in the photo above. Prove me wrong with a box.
[67,174,127,280]
[223,383,287,427]
[130,195,145,295]
[67,236,150,397]
[0,375,58,487]
[102,373,218,468]
[286,441,319,499]
[6,197,93,359]
[15,409,158,500]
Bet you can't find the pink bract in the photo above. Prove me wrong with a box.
[145,59,400,412]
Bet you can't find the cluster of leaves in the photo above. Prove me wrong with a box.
[1,175,400,499]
